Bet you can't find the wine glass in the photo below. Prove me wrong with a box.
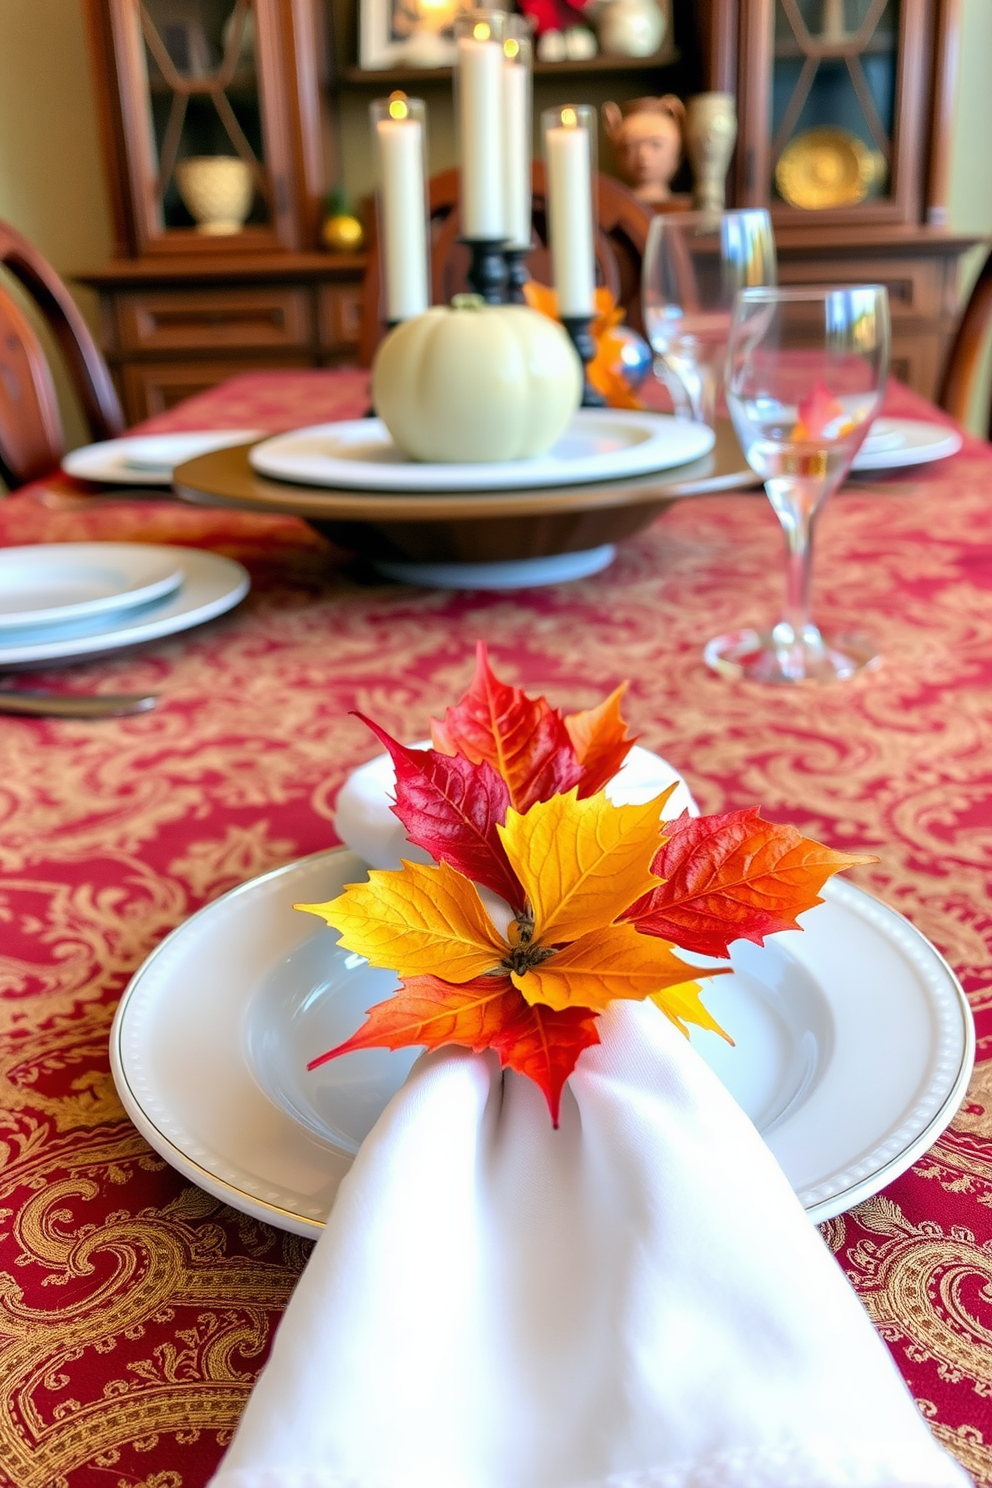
[705,284,891,685]
[641,209,777,428]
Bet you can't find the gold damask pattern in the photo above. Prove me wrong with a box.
[1,371,990,1485]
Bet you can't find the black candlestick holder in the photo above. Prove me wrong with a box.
[561,314,607,408]
[503,247,530,305]
[462,238,508,304]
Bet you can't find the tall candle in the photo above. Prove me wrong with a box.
[502,38,532,250]
[374,98,429,322]
[457,26,505,240]
[545,111,596,316]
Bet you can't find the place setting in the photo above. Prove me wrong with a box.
[0,541,249,688]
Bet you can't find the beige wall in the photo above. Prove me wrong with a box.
[0,0,990,442]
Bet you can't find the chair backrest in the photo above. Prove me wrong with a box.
[0,219,124,488]
[358,165,654,367]
[939,244,992,440]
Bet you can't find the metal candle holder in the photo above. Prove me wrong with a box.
[561,315,607,407]
[503,246,530,305]
[462,238,509,303]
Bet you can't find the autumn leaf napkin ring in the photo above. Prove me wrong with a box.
[298,645,871,1122]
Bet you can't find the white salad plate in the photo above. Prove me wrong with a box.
[110,847,974,1238]
[0,543,183,631]
[248,411,716,492]
[63,430,264,486]
[0,547,249,669]
[852,417,963,471]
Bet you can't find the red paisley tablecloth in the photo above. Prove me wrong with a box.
[2,370,991,1488]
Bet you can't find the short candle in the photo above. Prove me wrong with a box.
[373,93,429,322]
[544,106,596,318]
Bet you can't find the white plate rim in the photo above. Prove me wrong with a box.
[0,542,184,631]
[109,848,975,1235]
[63,431,265,486]
[248,412,716,493]
[852,418,963,471]
[0,547,249,668]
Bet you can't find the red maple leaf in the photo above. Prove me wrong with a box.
[624,808,877,958]
[356,714,524,909]
[309,973,601,1126]
[564,682,639,797]
[430,642,582,812]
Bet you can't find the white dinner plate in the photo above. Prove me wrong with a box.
[248,411,716,492]
[110,848,974,1237]
[0,543,183,631]
[63,430,264,486]
[0,547,249,669]
[852,417,963,471]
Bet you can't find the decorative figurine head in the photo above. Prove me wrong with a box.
[602,95,685,203]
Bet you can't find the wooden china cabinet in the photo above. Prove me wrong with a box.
[80,0,366,422]
[80,0,976,422]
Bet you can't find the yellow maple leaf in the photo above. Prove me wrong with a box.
[512,921,711,1013]
[296,858,506,984]
[498,788,672,945]
[651,981,733,1043]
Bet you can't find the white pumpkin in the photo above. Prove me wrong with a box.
[371,295,583,463]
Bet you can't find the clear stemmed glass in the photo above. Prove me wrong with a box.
[641,209,777,428]
[705,284,891,685]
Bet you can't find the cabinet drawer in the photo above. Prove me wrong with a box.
[318,284,364,351]
[777,257,943,322]
[120,355,312,423]
[117,288,313,353]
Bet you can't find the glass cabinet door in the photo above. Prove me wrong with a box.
[108,0,301,252]
[740,0,932,225]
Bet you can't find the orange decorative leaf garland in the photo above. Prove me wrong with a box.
[299,645,875,1123]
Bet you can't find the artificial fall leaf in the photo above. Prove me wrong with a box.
[430,642,582,812]
[651,980,733,1044]
[564,683,639,797]
[309,972,601,1125]
[794,382,854,442]
[355,713,524,910]
[296,858,506,984]
[513,920,717,1014]
[625,808,878,958]
[498,787,675,946]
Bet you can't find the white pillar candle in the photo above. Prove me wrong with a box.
[457,32,505,240]
[502,46,532,250]
[375,107,429,322]
[545,117,596,317]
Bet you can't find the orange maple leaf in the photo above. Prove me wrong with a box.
[564,682,639,797]
[309,973,601,1125]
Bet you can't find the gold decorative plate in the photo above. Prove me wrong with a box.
[775,127,886,210]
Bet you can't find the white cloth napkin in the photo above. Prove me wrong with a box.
[334,743,699,869]
[209,1000,967,1488]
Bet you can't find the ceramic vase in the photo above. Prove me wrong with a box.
[597,0,666,59]
[685,94,737,213]
[175,156,254,235]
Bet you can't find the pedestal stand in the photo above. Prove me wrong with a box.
[561,315,607,407]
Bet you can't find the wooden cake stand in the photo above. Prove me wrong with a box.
[173,420,758,576]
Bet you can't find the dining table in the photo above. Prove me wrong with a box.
[0,366,990,1488]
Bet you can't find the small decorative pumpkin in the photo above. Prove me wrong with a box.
[321,187,364,253]
[372,296,583,463]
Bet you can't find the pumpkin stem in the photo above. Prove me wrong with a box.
[450,293,487,311]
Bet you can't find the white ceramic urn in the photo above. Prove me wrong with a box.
[597,0,667,58]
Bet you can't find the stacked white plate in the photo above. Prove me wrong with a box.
[0,543,250,669]
[63,430,264,486]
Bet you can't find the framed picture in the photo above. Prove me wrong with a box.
[359,0,474,70]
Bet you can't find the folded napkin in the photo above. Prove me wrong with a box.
[334,743,699,870]
[210,1000,967,1488]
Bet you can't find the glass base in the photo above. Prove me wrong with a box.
[704,626,880,684]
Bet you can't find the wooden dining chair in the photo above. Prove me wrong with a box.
[357,165,654,367]
[0,219,124,488]
[938,244,992,440]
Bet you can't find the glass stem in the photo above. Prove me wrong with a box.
[781,507,815,642]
